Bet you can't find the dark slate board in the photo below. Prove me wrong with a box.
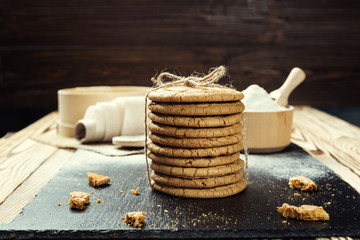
[1,144,360,239]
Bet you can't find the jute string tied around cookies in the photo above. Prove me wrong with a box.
[144,66,249,188]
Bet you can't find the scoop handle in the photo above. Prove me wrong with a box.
[278,67,306,100]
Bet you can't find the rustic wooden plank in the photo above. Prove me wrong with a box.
[291,106,360,193]
[0,0,359,47]
[0,149,73,224]
[0,112,58,205]
[0,0,360,107]
[0,47,359,107]
[0,140,59,205]
[0,111,57,161]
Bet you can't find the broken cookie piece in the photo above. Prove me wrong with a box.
[70,191,90,204]
[87,172,111,187]
[124,211,146,227]
[278,203,329,221]
[69,191,90,210]
[289,176,317,191]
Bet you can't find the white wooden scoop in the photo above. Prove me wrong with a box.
[269,67,306,106]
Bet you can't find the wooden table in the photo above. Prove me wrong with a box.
[0,106,359,239]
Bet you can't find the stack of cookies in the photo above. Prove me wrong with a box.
[146,85,247,198]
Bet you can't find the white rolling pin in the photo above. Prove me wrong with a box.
[74,96,145,144]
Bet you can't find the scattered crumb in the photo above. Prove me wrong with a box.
[120,191,124,194]
[87,172,111,187]
[164,210,169,213]
[157,205,161,208]
[294,193,301,197]
[327,202,331,205]
[121,217,125,220]
[124,211,146,227]
[331,194,335,197]
[282,220,287,224]
[278,203,329,221]
[69,191,90,210]
[289,176,317,191]
[92,191,94,194]
[58,203,61,206]
[97,199,101,203]
[131,187,140,195]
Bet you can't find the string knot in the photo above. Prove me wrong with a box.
[152,66,227,88]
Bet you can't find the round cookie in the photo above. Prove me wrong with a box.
[150,159,244,178]
[151,171,243,189]
[147,151,240,167]
[147,86,244,103]
[148,112,244,128]
[148,121,242,138]
[151,180,247,198]
[148,101,245,116]
[149,132,243,148]
[147,141,244,158]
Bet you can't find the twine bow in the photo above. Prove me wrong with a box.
[144,66,248,189]
[151,65,227,88]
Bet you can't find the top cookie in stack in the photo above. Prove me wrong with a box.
[147,84,247,199]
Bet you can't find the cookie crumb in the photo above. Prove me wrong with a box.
[289,176,317,191]
[164,210,169,213]
[97,199,101,203]
[120,190,124,194]
[278,203,329,221]
[69,191,90,210]
[294,193,301,197]
[58,203,61,206]
[124,211,146,227]
[131,187,140,195]
[157,205,161,208]
[282,220,287,224]
[87,172,111,187]
[121,217,125,220]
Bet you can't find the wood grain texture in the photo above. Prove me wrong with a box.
[0,140,58,205]
[0,112,58,205]
[0,149,72,224]
[1,0,360,107]
[291,106,360,193]
[0,112,57,161]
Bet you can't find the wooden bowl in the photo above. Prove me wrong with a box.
[57,86,150,137]
[243,106,294,153]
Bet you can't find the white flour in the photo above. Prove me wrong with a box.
[242,84,286,112]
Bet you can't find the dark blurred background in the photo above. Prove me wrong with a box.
[0,0,359,137]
